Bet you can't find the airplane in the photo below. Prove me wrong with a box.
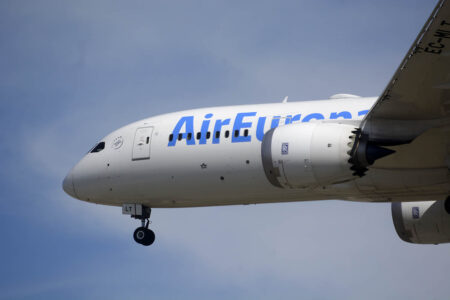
[63,0,450,246]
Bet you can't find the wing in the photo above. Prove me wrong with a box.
[361,0,450,144]
[349,0,450,183]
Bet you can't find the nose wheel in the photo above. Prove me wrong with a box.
[123,205,156,246]
[133,221,155,246]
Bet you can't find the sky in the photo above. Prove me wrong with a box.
[1,0,449,299]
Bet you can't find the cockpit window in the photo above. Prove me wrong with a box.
[90,142,105,153]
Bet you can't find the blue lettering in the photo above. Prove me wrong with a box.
[168,116,195,147]
[302,113,325,122]
[285,114,301,124]
[169,109,371,146]
[212,118,230,144]
[330,111,352,119]
[199,113,213,145]
[271,116,281,128]
[358,109,369,116]
[292,114,301,123]
[232,112,256,143]
[285,115,292,124]
[256,116,267,141]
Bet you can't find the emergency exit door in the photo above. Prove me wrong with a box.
[132,127,154,160]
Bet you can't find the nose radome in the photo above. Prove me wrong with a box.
[63,170,77,199]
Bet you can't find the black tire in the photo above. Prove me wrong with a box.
[445,197,450,214]
[142,229,155,246]
[133,227,155,246]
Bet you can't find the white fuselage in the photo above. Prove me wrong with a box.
[63,97,448,207]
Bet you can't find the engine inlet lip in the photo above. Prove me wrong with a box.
[391,202,413,243]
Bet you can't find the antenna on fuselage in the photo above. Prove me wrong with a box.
[282,96,288,103]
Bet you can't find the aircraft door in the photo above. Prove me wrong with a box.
[132,127,154,160]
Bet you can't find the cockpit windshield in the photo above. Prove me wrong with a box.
[89,142,105,153]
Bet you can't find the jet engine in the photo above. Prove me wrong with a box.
[261,123,354,188]
[392,199,450,244]
[261,123,394,188]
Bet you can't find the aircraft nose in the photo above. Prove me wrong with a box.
[62,170,77,199]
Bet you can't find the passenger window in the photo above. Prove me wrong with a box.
[178,134,182,141]
[234,130,239,137]
[197,132,201,140]
[187,132,192,140]
[225,130,230,138]
[146,137,150,144]
[244,129,249,137]
[215,131,220,139]
[169,134,174,142]
[90,142,105,153]
[206,131,211,139]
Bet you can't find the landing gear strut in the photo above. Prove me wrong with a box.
[123,204,155,246]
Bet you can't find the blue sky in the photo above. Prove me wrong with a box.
[1,0,449,299]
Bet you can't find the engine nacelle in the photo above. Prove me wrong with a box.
[261,123,356,188]
[392,200,450,244]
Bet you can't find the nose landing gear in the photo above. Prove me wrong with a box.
[122,204,155,246]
